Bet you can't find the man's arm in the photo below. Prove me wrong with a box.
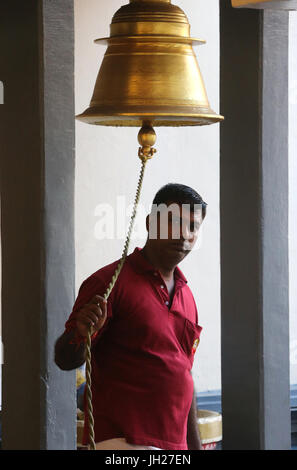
[54,329,87,371]
[187,385,203,450]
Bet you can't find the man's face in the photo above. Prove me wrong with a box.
[147,202,203,264]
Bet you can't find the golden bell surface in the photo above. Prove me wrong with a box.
[77,0,224,127]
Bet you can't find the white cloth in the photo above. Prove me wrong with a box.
[94,437,162,450]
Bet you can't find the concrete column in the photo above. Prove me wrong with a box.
[0,0,76,449]
[220,1,291,449]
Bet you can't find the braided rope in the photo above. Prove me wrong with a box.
[85,156,150,450]
[85,330,95,449]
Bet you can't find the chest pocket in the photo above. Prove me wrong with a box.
[171,313,202,367]
[182,318,202,366]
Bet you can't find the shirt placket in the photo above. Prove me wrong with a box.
[151,271,170,307]
[151,270,183,310]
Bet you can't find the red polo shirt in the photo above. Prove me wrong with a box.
[65,247,202,450]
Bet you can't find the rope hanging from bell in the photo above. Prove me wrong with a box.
[85,126,157,450]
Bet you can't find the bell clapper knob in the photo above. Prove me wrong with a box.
[138,125,157,162]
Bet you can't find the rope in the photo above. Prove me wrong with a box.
[85,154,151,450]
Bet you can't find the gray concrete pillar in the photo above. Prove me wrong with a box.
[0,0,76,449]
[220,1,291,449]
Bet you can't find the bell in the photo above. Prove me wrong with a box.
[76,0,223,127]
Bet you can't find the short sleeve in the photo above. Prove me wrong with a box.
[64,273,113,345]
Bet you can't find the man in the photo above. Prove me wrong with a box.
[55,183,206,450]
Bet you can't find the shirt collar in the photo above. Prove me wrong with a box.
[129,247,188,284]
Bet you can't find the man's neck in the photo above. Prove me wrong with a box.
[141,243,176,281]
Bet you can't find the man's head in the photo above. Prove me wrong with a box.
[145,183,207,265]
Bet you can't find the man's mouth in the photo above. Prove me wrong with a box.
[169,243,189,252]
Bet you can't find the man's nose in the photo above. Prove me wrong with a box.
[180,223,192,240]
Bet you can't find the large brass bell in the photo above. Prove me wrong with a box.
[76,0,224,127]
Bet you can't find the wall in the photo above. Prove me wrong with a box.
[74,0,221,392]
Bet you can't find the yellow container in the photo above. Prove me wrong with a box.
[197,409,222,450]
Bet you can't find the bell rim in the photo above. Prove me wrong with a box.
[76,110,224,127]
[94,35,206,46]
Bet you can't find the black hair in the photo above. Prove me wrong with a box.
[152,183,207,219]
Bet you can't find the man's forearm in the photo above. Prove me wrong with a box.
[54,329,86,371]
[187,387,203,450]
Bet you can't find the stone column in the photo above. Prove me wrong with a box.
[0,0,76,449]
[220,0,291,449]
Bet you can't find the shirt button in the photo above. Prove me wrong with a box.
[153,272,158,276]
[165,301,169,306]
[161,285,165,289]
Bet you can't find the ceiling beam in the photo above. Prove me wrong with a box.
[232,0,297,9]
